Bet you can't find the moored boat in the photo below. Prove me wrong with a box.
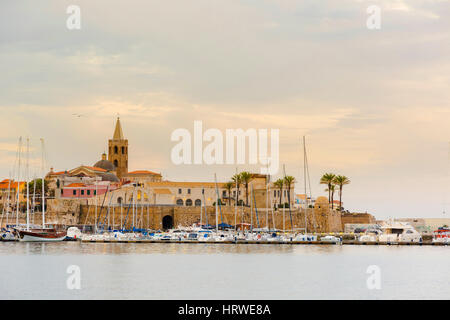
[17,227,67,242]
[378,220,422,243]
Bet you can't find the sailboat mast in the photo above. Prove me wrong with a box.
[5,172,12,227]
[41,138,45,228]
[250,184,253,232]
[266,163,269,230]
[200,185,203,226]
[282,164,285,232]
[16,137,22,227]
[234,167,238,231]
[26,138,30,231]
[303,136,308,234]
[214,173,219,232]
[32,173,36,225]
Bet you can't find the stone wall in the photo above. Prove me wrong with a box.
[77,204,342,233]
[341,212,376,230]
[2,198,343,233]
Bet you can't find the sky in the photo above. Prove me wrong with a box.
[1,0,450,219]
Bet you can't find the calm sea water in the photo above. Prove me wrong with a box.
[0,242,448,300]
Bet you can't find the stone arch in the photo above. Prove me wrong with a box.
[185,199,193,206]
[176,199,184,206]
[195,199,202,206]
[162,215,174,230]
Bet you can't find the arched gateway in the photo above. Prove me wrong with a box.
[162,215,174,230]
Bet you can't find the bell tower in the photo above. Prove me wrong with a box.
[108,117,128,178]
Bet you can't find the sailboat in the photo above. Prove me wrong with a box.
[16,138,67,242]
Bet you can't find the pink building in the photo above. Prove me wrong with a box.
[61,183,117,199]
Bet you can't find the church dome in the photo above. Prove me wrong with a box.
[94,160,115,171]
[94,153,115,172]
[99,172,120,182]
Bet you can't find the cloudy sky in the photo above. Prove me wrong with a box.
[1,0,450,218]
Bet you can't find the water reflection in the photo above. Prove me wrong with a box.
[0,242,333,255]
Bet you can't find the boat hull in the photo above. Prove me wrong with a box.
[18,230,67,242]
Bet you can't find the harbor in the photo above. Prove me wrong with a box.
[1,119,449,247]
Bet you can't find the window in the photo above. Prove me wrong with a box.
[186,199,193,206]
[195,199,201,206]
[176,199,183,206]
[117,197,122,204]
[178,188,182,194]
[202,189,205,194]
[94,190,97,195]
[274,190,276,197]
[187,189,191,194]
[73,190,76,196]
[222,190,226,197]
[81,190,85,195]
[114,146,118,154]
[121,146,125,154]
[87,190,91,195]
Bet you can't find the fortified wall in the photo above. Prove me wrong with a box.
[1,198,344,233]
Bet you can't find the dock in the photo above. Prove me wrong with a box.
[79,239,448,246]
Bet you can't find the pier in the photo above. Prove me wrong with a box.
[78,239,448,246]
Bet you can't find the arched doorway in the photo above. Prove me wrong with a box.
[185,199,193,206]
[195,199,201,206]
[162,215,174,230]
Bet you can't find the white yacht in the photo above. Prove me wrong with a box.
[378,220,422,243]
[320,235,342,244]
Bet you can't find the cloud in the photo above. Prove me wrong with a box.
[0,0,449,218]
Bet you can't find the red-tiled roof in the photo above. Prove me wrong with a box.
[0,181,26,190]
[64,183,86,188]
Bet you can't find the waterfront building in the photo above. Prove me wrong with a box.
[0,179,26,208]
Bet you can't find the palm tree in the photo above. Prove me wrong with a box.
[325,185,336,209]
[320,173,335,204]
[231,173,242,205]
[224,182,234,206]
[274,179,285,208]
[283,175,295,208]
[333,175,350,211]
[239,171,252,206]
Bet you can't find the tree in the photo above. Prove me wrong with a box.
[23,178,49,196]
[239,171,252,206]
[333,175,350,211]
[224,182,234,206]
[325,185,336,209]
[231,173,242,205]
[273,179,285,208]
[283,175,295,208]
[320,173,335,204]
